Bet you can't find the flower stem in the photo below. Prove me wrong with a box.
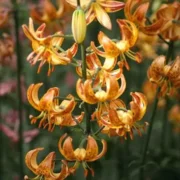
[80,42,91,135]
[139,87,160,180]
[12,1,24,179]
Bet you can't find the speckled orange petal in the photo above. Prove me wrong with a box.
[77,79,98,104]
[130,92,147,121]
[167,56,180,82]
[147,56,166,83]
[98,31,119,57]
[124,0,139,20]
[39,87,59,111]
[58,134,76,161]
[117,19,138,47]
[27,83,43,111]
[86,138,107,162]
[37,151,55,176]
[141,18,165,35]
[114,73,126,99]
[86,53,102,70]
[133,2,149,23]
[53,94,76,114]
[100,1,125,12]
[25,147,44,175]
[85,136,99,161]
[50,160,69,180]
[108,109,123,127]
[93,3,112,30]
[86,5,96,25]
[106,75,121,100]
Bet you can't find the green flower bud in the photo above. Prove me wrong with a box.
[72,7,87,43]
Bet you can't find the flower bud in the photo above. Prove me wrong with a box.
[72,7,86,43]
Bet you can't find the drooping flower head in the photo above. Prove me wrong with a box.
[27,83,84,131]
[22,18,78,75]
[156,2,180,40]
[148,56,180,97]
[95,92,148,139]
[25,148,69,180]
[76,71,126,104]
[59,134,107,176]
[91,19,141,70]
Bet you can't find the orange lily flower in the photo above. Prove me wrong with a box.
[147,56,180,97]
[91,19,141,70]
[76,72,126,104]
[96,92,148,139]
[22,18,78,75]
[156,2,180,40]
[24,148,69,180]
[66,0,124,29]
[124,0,165,35]
[27,83,83,131]
[76,52,123,85]
[59,134,107,176]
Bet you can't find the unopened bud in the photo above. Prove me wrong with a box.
[72,7,87,43]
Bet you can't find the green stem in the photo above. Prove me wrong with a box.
[93,126,105,136]
[80,42,91,135]
[77,0,80,6]
[166,41,174,63]
[160,97,169,150]
[13,1,24,179]
[139,88,160,180]
[51,34,73,39]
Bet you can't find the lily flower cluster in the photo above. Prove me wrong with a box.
[22,0,180,179]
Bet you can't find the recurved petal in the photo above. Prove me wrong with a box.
[53,94,76,114]
[124,0,139,20]
[97,31,119,57]
[117,19,138,47]
[27,83,43,111]
[117,73,126,98]
[86,5,96,25]
[58,134,76,161]
[37,151,56,177]
[108,109,123,127]
[167,56,180,81]
[50,160,69,180]
[133,2,149,23]
[39,87,59,111]
[76,79,98,104]
[85,136,98,161]
[130,92,147,121]
[147,56,166,83]
[106,75,121,100]
[100,1,125,12]
[93,3,112,29]
[86,53,102,70]
[88,139,107,162]
[141,18,165,35]
[25,148,44,175]
[103,57,117,71]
